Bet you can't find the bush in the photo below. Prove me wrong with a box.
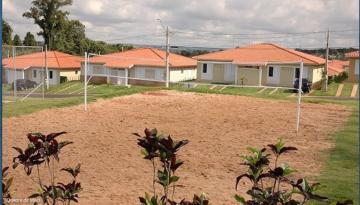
[12,132,82,205]
[133,128,209,205]
[334,72,348,83]
[234,139,353,205]
[2,167,13,204]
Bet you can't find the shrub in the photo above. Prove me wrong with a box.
[2,167,13,204]
[133,128,209,205]
[234,139,353,205]
[12,132,82,205]
[334,72,348,83]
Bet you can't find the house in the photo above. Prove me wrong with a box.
[2,51,82,85]
[81,48,197,85]
[193,43,325,88]
[345,51,359,83]
[328,60,349,76]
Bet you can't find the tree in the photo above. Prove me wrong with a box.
[23,0,73,49]
[23,32,37,46]
[55,20,86,54]
[2,20,13,45]
[13,34,22,46]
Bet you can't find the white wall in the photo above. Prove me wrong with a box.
[170,68,197,82]
[5,69,25,84]
[29,68,60,85]
[81,63,106,76]
[109,68,126,85]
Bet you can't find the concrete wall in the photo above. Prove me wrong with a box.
[4,69,25,84]
[348,58,359,83]
[237,67,259,86]
[196,62,235,83]
[278,67,294,87]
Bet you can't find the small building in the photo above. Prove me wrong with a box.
[81,48,197,85]
[2,51,82,85]
[345,51,359,83]
[193,43,325,88]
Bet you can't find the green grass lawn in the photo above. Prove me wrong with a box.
[316,103,359,204]
[171,84,294,100]
[311,82,339,96]
[3,84,155,118]
[340,83,354,97]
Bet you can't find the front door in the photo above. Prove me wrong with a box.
[267,66,280,84]
[224,64,235,82]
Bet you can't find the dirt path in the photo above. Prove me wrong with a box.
[3,90,351,205]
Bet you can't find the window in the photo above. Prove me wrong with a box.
[295,68,300,78]
[268,66,274,77]
[93,66,104,74]
[75,71,78,74]
[355,60,359,75]
[181,69,184,74]
[202,64,208,73]
[49,71,53,79]
[33,70,37,78]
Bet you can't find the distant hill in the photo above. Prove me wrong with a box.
[295,48,358,60]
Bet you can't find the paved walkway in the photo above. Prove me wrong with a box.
[351,84,358,97]
[257,88,267,93]
[335,84,344,97]
[269,88,278,95]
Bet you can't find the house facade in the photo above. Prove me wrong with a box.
[345,51,359,83]
[194,43,325,88]
[2,51,82,85]
[81,48,197,85]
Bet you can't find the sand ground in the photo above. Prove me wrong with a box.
[3,90,351,204]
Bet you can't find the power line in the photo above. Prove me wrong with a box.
[171,29,359,37]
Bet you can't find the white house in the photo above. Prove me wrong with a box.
[2,51,82,85]
[81,48,197,85]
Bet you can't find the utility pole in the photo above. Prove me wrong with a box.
[12,46,17,98]
[165,26,170,88]
[324,29,329,92]
[45,45,49,89]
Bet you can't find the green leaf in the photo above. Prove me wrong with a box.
[141,149,149,157]
[6,177,13,189]
[170,176,180,184]
[281,163,297,176]
[234,194,246,204]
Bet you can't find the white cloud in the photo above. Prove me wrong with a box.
[82,0,105,15]
[3,0,359,48]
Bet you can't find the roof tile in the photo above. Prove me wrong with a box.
[194,43,325,65]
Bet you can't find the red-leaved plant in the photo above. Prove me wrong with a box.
[12,132,82,205]
[133,128,209,205]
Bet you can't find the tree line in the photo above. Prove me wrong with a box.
[2,0,133,56]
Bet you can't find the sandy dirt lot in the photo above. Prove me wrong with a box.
[3,90,351,205]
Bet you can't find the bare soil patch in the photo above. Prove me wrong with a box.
[3,90,351,204]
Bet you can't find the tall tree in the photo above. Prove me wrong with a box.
[55,20,86,54]
[13,34,23,46]
[23,32,37,46]
[23,0,73,49]
[2,20,13,45]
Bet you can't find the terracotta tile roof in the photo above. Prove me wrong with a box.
[2,51,82,70]
[193,43,325,65]
[88,48,197,69]
[345,51,359,58]
[328,60,348,76]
